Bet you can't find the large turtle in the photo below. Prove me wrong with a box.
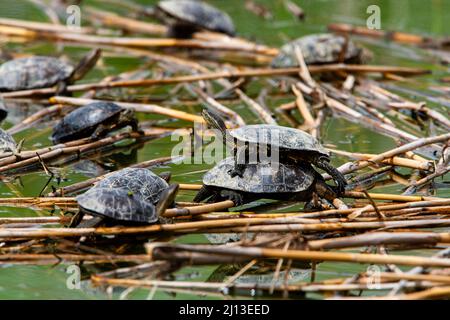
[74,184,179,228]
[93,168,170,205]
[202,109,347,194]
[194,157,339,207]
[0,49,101,92]
[154,0,235,38]
[51,101,140,144]
[271,33,369,68]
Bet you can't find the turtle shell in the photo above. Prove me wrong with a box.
[0,128,17,153]
[157,0,235,36]
[94,168,169,204]
[76,187,158,223]
[229,124,329,156]
[271,33,363,68]
[51,102,124,143]
[0,56,74,91]
[203,157,315,193]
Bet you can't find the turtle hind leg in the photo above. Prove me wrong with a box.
[314,156,347,195]
[55,81,70,96]
[168,24,197,39]
[314,177,339,205]
[193,185,213,203]
[74,216,104,228]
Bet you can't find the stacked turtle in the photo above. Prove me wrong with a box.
[72,168,178,228]
[194,110,347,209]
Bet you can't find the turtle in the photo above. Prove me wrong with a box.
[154,0,235,38]
[193,157,339,208]
[51,101,140,144]
[0,48,101,92]
[202,109,347,194]
[93,168,170,205]
[271,33,370,68]
[0,128,24,157]
[74,184,179,228]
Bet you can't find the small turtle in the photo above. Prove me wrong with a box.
[93,168,170,204]
[202,109,347,194]
[51,101,140,144]
[271,33,370,68]
[154,0,235,38]
[0,128,23,156]
[74,184,179,228]
[194,157,339,208]
[0,49,101,92]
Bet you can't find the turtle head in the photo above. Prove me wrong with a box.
[156,184,179,217]
[202,109,227,135]
[119,108,136,121]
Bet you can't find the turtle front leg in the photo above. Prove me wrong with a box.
[90,123,110,140]
[125,117,144,135]
[220,190,245,206]
[193,185,213,203]
[314,156,347,195]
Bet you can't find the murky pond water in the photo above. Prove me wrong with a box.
[0,0,449,299]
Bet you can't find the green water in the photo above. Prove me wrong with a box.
[0,0,449,299]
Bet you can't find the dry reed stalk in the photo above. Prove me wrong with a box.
[307,231,450,250]
[3,216,450,239]
[163,200,235,218]
[147,242,450,267]
[0,17,92,34]
[292,84,315,131]
[336,133,450,176]
[328,23,448,47]
[48,96,205,123]
[1,65,429,98]
[0,128,177,173]
[235,88,277,125]
[84,6,168,35]
[329,149,432,171]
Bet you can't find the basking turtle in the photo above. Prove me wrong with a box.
[93,168,170,204]
[74,184,179,228]
[154,0,235,38]
[271,33,369,68]
[0,128,23,156]
[194,157,339,207]
[202,109,347,194]
[0,49,101,92]
[51,101,140,144]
